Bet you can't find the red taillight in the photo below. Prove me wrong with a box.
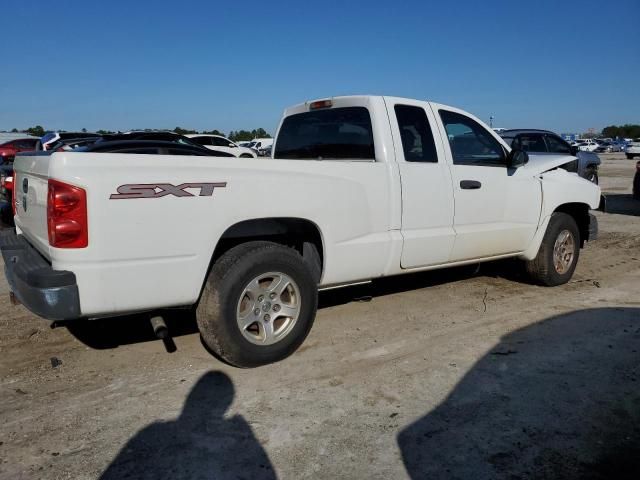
[4,176,14,215]
[47,179,88,248]
[11,174,16,216]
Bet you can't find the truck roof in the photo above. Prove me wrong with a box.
[283,95,460,117]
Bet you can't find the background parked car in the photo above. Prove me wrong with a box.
[77,139,235,156]
[262,143,273,158]
[97,131,234,157]
[185,134,257,158]
[572,139,599,152]
[625,139,640,159]
[499,129,601,183]
[0,138,40,163]
[595,141,620,153]
[40,131,101,150]
[613,140,628,152]
[0,164,15,225]
[247,138,274,156]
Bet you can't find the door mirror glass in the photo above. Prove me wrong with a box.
[508,149,529,168]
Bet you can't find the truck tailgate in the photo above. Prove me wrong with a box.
[13,152,52,258]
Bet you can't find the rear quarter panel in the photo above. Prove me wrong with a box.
[47,153,397,316]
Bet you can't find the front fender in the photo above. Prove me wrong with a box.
[520,170,600,260]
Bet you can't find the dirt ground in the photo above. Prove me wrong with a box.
[1,154,639,479]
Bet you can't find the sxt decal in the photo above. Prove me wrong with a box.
[110,182,227,200]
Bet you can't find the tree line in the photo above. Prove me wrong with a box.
[601,124,640,139]
[6,126,272,141]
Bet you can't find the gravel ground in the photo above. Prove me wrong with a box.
[0,153,639,479]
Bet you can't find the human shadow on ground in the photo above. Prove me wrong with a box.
[100,370,276,480]
[603,193,640,217]
[398,307,640,480]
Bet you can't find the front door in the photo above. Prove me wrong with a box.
[434,108,541,261]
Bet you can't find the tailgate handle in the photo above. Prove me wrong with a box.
[460,180,482,190]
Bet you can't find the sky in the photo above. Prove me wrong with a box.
[1,0,638,135]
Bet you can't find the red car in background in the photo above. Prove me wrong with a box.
[0,166,15,225]
[0,138,39,224]
[0,138,39,163]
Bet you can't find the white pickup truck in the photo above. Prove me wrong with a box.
[1,96,601,367]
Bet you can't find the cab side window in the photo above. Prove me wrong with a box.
[395,105,438,163]
[513,134,547,152]
[439,110,505,166]
[545,134,572,154]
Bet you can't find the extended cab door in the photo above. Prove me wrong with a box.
[432,106,541,261]
[384,98,456,268]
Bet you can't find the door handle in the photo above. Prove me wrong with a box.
[460,180,482,190]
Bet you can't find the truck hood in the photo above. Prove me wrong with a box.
[519,153,577,176]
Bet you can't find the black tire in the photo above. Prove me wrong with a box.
[239,154,253,158]
[627,154,634,160]
[525,212,580,287]
[197,241,318,367]
[585,169,598,184]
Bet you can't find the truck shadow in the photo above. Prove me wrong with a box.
[62,265,487,350]
[397,307,640,480]
[319,264,485,309]
[99,370,276,480]
[602,194,640,217]
[60,309,200,350]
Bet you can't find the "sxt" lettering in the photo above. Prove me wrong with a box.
[110,182,227,200]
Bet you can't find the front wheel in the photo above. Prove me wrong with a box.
[239,153,253,158]
[627,154,634,160]
[525,213,580,286]
[585,169,598,184]
[197,241,318,367]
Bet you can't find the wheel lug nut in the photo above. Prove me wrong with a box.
[254,308,260,316]
[269,292,277,299]
[258,295,264,302]
[264,314,270,322]
[273,304,280,312]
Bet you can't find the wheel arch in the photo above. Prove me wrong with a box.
[520,200,593,261]
[553,202,591,246]
[209,217,325,283]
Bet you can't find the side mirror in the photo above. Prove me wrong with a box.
[570,145,578,155]
[507,149,529,168]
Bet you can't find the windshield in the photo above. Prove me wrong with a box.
[275,107,375,160]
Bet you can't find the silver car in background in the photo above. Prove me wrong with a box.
[500,129,601,184]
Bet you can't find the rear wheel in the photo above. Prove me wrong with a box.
[627,154,634,160]
[197,241,317,367]
[525,213,580,286]
[239,154,253,158]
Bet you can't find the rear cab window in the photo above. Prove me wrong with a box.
[274,107,375,160]
[394,105,438,163]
